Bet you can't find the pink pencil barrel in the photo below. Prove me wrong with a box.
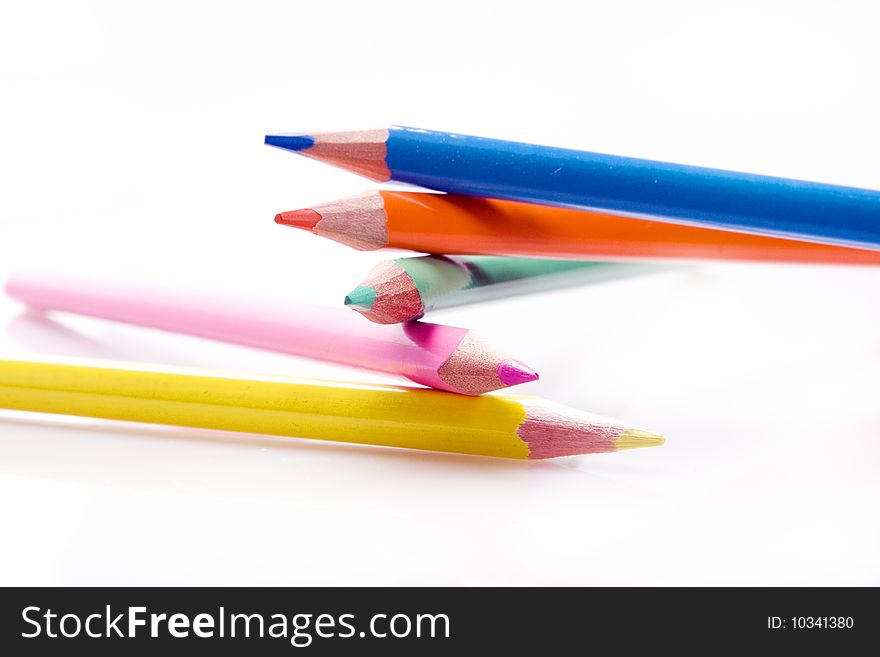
[4,272,537,395]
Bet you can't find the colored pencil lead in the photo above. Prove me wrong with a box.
[275,209,322,229]
[264,134,315,151]
[613,428,665,451]
[497,360,539,386]
[343,286,377,312]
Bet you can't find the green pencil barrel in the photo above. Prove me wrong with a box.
[395,255,660,312]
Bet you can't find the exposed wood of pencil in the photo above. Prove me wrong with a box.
[0,359,664,459]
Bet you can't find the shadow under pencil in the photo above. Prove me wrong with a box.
[0,410,556,501]
[6,311,127,361]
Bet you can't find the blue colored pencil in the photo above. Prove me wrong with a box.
[265,126,880,251]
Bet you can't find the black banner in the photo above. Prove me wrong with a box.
[0,587,874,654]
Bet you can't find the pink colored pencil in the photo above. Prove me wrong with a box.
[5,272,538,396]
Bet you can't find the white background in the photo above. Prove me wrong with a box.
[1,0,878,585]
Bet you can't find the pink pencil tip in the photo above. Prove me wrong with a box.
[275,209,322,230]
[497,360,539,387]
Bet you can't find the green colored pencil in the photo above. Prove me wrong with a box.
[344,255,662,324]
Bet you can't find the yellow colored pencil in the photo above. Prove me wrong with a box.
[0,359,664,459]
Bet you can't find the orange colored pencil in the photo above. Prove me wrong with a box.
[275,191,880,265]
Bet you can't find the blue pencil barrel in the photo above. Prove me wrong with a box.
[384,126,880,250]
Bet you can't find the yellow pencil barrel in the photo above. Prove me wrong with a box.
[0,359,530,458]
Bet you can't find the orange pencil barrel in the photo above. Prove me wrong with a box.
[378,192,880,264]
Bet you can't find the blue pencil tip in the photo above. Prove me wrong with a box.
[264,134,315,152]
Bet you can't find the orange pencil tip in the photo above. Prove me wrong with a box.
[275,209,322,230]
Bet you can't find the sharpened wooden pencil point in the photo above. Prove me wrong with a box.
[276,192,389,251]
[516,400,664,459]
[345,260,422,323]
[265,129,391,181]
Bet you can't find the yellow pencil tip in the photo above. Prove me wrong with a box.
[614,427,665,450]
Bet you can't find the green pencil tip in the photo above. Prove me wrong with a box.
[344,286,377,312]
